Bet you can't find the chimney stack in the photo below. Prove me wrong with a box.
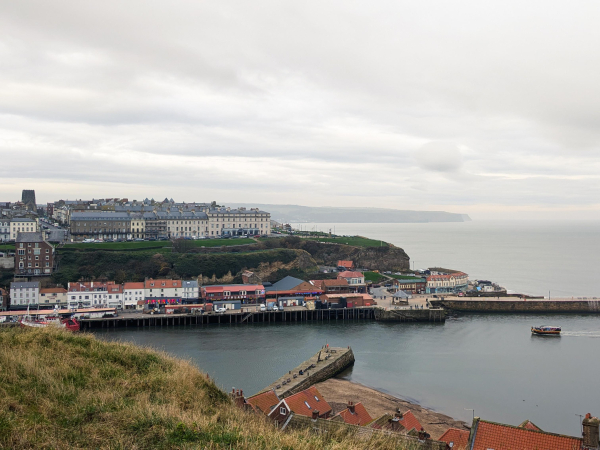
[348,401,355,414]
[312,410,320,420]
[583,413,600,449]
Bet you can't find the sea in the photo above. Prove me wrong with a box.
[95,220,600,437]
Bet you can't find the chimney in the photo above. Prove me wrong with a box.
[348,401,355,414]
[312,410,319,420]
[583,413,600,449]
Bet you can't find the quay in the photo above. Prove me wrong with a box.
[433,296,600,313]
[257,346,355,398]
[78,307,378,330]
[77,306,446,330]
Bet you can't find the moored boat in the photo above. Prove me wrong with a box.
[531,325,561,335]
[19,316,80,332]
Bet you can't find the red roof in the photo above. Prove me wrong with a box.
[519,420,542,431]
[246,390,279,415]
[338,271,363,278]
[337,260,354,268]
[145,279,182,289]
[471,419,582,450]
[280,386,332,418]
[439,428,470,449]
[310,279,349,289]
[398,410,422,432]
[202,284,264,294]
[336,402,373,426]
[124,282,144,290]
[68,281,120,293]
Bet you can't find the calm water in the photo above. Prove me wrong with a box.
[297,221,600,297]
[96,314,600,436]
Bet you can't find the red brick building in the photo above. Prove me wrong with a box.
[310,278,350,294]
[14,232,55,276]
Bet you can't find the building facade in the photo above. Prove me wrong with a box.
[426,272,469,294]
[181,280,199,303]
[70,212,132,241]
[201,284,265,304]
[14,232,55,276]
[10,218,38,240]
[0,219,10,242]
[67,281,123,309]
[123,282,145,309]
[207,207,270,237]
[39,287,68,307]
[10,281,40,309]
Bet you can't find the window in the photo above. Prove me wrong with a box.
[279,407,286,415]
[304,401,310,408]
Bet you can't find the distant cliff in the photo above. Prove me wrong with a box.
[232,204,471,224]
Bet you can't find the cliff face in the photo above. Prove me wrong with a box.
[304,242,410,272]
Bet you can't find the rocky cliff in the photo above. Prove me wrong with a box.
[303,242,410,272]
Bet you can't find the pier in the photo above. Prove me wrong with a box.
[78,307,378,330]
[77,305,447,330]
[433,296,600,313]
[258,346,355,398]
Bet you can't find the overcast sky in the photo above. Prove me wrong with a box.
[2,1,600,219]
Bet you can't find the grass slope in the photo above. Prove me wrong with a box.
[65,238,255,251]
[0,327,413,449]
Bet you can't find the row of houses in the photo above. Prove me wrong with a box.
[236,386,600,450]
[385,272,469,295]
[6,272,371,311]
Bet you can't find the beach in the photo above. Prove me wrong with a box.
[314,378,469,439]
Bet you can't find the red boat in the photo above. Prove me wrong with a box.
[19,316,80,332]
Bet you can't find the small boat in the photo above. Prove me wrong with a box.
[19,316,80,332]
[531,325,561,335]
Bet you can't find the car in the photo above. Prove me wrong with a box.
[215,307,227,313]
[134,238,144,241]
[260,304,266,311]
[272,305,279,311]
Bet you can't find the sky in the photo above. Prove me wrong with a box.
[2,0,600,220]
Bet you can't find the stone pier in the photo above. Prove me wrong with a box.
[258,347,355,398]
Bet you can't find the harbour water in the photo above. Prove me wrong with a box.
[96,313,600,436]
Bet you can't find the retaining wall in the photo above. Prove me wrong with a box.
[439,299,600,313]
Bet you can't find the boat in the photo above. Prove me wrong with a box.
[531,325,561,335]
[19,316,80,332]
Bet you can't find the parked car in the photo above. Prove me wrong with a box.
[134,238,144,241]
[260,304,266,311]
[215,307,227,313]
[272,305,279,311]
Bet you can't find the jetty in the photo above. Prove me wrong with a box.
[433,296,600,313]
[258,346,355,398]
[76,306,445,330]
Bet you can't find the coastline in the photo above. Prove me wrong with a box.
[313,378,469,439]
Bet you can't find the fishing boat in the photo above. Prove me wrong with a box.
[19,316,80,332]
[531,325,561,335]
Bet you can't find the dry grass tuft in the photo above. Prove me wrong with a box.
[0,327,417,449]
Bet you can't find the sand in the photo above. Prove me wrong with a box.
[313,378,469,440]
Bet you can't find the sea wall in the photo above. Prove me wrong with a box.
[374,307,446,322]
[260,347,355,398]
[437,299,600,313]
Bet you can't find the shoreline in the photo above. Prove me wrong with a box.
[313,378,469,440]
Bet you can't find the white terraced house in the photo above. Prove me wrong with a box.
[207,207,270,237]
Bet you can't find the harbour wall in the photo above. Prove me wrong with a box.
[434,298,600,313]
[259,347,355,398]
[374,308,446,322]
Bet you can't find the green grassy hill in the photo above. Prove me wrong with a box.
[0,327,413,449]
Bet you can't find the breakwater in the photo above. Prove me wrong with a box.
[433,297,600,313]
[374,307,446,322]
[258,347,355,398]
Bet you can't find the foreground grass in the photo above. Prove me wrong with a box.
[0,327,414,449]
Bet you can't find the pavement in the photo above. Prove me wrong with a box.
[369,286,435,310]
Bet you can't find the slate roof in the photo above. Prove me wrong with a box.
[392,290,411,299]
[265,276,305,292]
[16,232,45,243]
[10,281,40,289]
[334,402,373,426]
[470,418,582,450]
[438,428,470,449]
[246,390,280,415]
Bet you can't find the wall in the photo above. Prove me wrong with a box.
[439,299,600,313]
[374,308,446,322]
[0,257,14,269]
